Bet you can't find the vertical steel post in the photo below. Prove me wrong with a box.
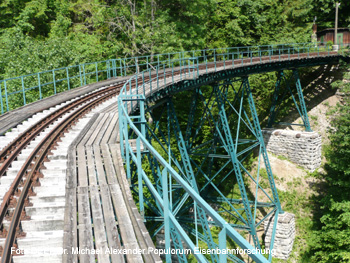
[137,137,144,219]
[219,227,227,263]
[118,102,124,158]
[124,111,131,182]
[267,71,284,128]
[83,64,86,86]
[4,80,9,112]
[112,59,116,78]
[66,67,70,90]
[21,76,26,106]
[79,65,83,87]
[52,70,56,95]
[119,59,123,76]
[149,69,152,94]
[293,70,312,131]
[38,73,42,100]
[162,167,171,262]
[243,77,282,212]
[0,83,4,114]
[95,62,99,82]
[142,71,145,97]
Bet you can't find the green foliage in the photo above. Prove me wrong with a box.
[305,81,350,262]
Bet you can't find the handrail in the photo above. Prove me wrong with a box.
[119,104,270,263]
[1,42,341,115]
[117,42,343,262]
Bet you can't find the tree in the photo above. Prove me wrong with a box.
[307,67,350,262]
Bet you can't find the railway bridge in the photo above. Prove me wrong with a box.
[0,44,347,263]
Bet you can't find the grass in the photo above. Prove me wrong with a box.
[277,154,289,161]
[310,115,318,121]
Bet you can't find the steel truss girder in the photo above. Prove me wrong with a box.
[267,69,312,131]
[126,76,285,262]
[241,77,282,212]
[213,83,261,249]
[145,56,339,104]
[167,98,219,263]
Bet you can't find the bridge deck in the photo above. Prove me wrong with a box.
[63,108,161,263]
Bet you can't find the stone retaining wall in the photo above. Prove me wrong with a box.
[262,129,322,171]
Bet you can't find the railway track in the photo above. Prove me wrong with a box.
[0,82,125,262]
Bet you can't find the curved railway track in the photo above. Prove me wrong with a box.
[0,83,123,262]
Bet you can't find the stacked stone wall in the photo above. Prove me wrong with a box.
[264,212,296,260]
[262,129,321,171]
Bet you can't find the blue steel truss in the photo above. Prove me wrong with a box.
[118,44,346,262]
[267,70,312,131]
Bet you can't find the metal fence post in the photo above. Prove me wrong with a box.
[79,65,83,87]
[4,81,9,112]
[21,76,26,105]
[136,137,144,220]
[156,66,159,89]
[142,71,145,97]
[162,167,171,262]
[219,227,227,263]
[0,82,4,114]
[95,62,99,82]
[149,69,152,94]
[66,67,70,90]
[38,73,42,100]
[83,64,86,85]
[52,70,57,95]
[119,59,123,76]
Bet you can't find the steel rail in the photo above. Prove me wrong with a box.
[0,85,118,178]
[0,86,118,263]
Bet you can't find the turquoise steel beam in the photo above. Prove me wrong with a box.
[214,84,261,249]
[242,77,282,213]
[168,98,219,263]
[266,69,312,131]
[219,228,227,263]
[185,88,199,145]
[293,70,312,131]
[137,137,144,219]
[267,71,284,128]
[0,83,3,114]
[162,167,172,263]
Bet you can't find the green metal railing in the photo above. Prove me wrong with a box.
[1,42,343,115]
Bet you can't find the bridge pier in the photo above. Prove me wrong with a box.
[262,129,322,171]
[264,212,296,260]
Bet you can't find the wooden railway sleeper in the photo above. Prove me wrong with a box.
[0,227,7,238]
[0,85,119,180]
